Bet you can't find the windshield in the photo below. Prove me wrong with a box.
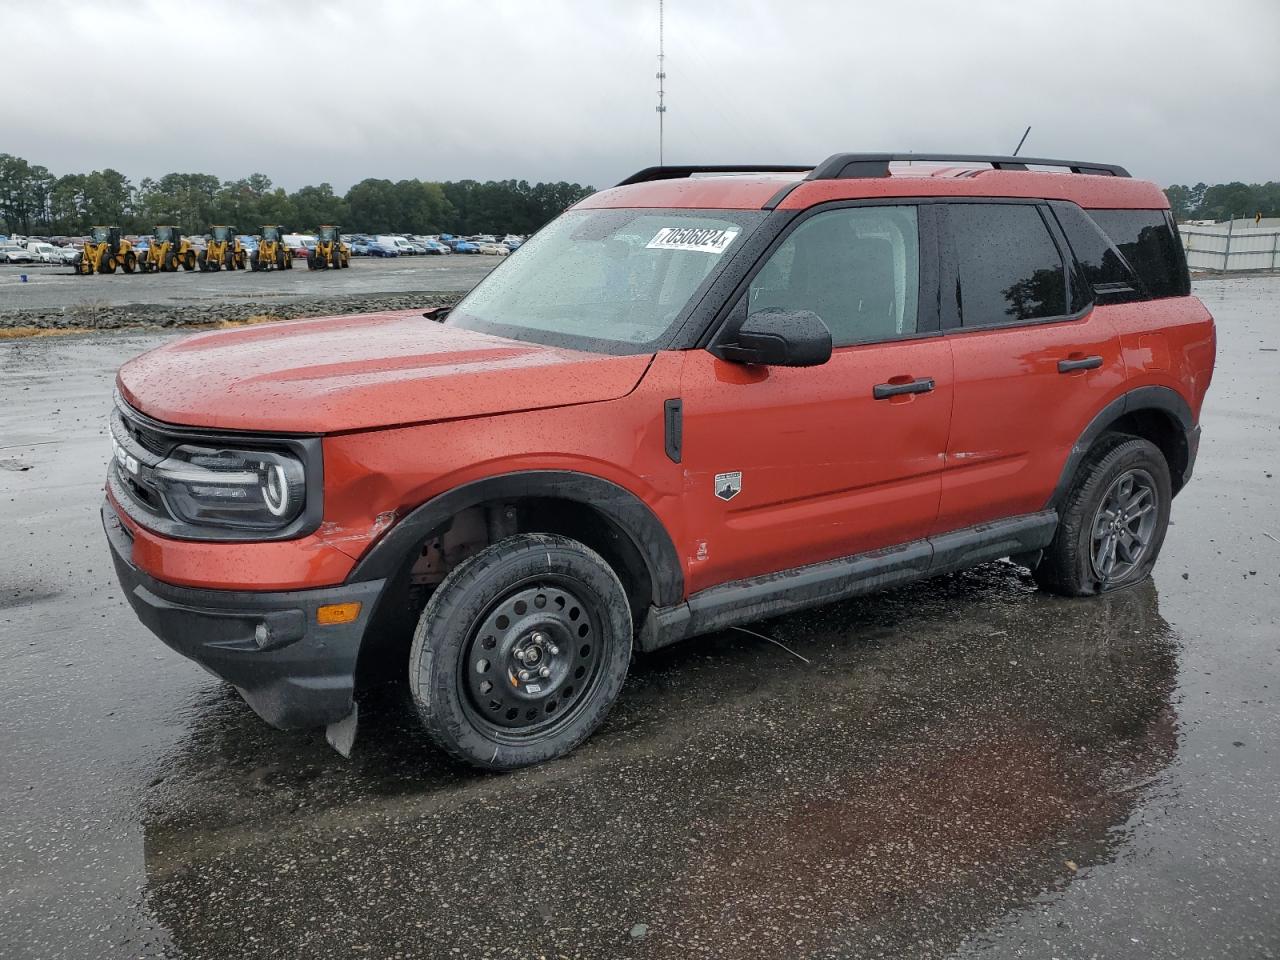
[448,208,762,354]
[90,227,110,243]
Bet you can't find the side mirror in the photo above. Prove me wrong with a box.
[712,307,832,367]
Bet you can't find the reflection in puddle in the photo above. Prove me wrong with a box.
[141,565,1180,959]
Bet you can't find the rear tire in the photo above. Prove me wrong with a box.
[409,533,632,770]
[123,251,137,273]
[1034,434,1172,596]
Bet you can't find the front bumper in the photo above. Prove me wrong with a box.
[104,501,384,730]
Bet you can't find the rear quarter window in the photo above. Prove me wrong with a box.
[1086,209,1190,299]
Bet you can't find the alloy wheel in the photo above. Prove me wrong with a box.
[1090,468,1159,583]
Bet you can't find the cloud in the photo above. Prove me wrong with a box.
[4,0,1278,190]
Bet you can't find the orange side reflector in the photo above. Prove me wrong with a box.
[316,602,362,626]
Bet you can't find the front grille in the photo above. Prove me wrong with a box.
[115,406,173,457]
[119,468,164,513]
[109,399,173,522]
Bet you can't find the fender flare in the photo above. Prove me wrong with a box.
[346,470,683,606]
[1047,385,1194,509]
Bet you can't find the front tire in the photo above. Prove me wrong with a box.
[409,533,632,770]
[1034,434,1172,596]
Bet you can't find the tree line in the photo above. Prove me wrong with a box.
[0,154,595,238]
[1165,181,1280,222]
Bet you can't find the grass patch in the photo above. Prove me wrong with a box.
[0,327,87,340]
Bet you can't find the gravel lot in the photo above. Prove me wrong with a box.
[0,277,1277,959]
[0,256,499,330]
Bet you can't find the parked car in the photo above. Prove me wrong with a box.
[449,238,479,253]
[422,239,451,255]
[405,241,430,255]
[474,240,509,256]
[283,234,316,258]
[349,239,371,257]
[0,242,35,264]
[503,238,523,252]
[104,151,1214,772]
[365,239,400,257]
[58,245,82,264]
[25,242,63,264]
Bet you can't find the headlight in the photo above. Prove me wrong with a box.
[152,444,307,531]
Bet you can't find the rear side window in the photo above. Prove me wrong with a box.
[950,203,1067,325]
[1087,209,1190,299]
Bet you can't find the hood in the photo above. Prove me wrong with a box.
[116,310,653,433]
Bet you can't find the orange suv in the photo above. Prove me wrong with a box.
[105,153,1215,768]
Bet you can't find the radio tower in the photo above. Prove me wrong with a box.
[656,0,667,165]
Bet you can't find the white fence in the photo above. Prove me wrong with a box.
[1180,223,1280,272]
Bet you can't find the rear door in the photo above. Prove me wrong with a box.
[678,202,953,594]
[936,200,1126,532]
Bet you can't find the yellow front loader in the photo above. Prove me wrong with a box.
[250,225,293,271]
[74,226,136,275]
[199,225,246,271]
[308,225,350,269]
[139,226,197,273]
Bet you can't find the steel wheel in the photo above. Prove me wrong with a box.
[410,533,632,769]
[1090,467,1158,584]
[460,577,604,740]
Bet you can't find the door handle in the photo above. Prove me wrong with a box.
[1057,355,1103,373]
[873,377,935,400]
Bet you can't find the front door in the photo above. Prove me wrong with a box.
[677,203,954,595]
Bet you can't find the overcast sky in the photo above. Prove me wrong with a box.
[5,0,1278,191]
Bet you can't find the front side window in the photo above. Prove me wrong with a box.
[449,208,762,354]
[746,206,920,346]
[951,203,1067,325]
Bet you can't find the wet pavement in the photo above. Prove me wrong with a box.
[0,256,497,314]
[1,277,1278,959]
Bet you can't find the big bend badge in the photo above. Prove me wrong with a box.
[714,471,742,501]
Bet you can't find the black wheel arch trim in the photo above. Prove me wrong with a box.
[1048,385,1194,509]
[345,470,684,606]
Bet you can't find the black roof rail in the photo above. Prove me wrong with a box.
[807,153,1130,179]
[616,164,812,186]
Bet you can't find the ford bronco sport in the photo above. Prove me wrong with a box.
[105,152,1215,769]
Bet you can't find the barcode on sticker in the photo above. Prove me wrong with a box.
[646,227,739,254]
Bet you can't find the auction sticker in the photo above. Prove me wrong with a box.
[646,226,740,254]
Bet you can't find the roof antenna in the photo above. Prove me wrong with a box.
[656,0,667,166]
[1012,125,1031,157]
